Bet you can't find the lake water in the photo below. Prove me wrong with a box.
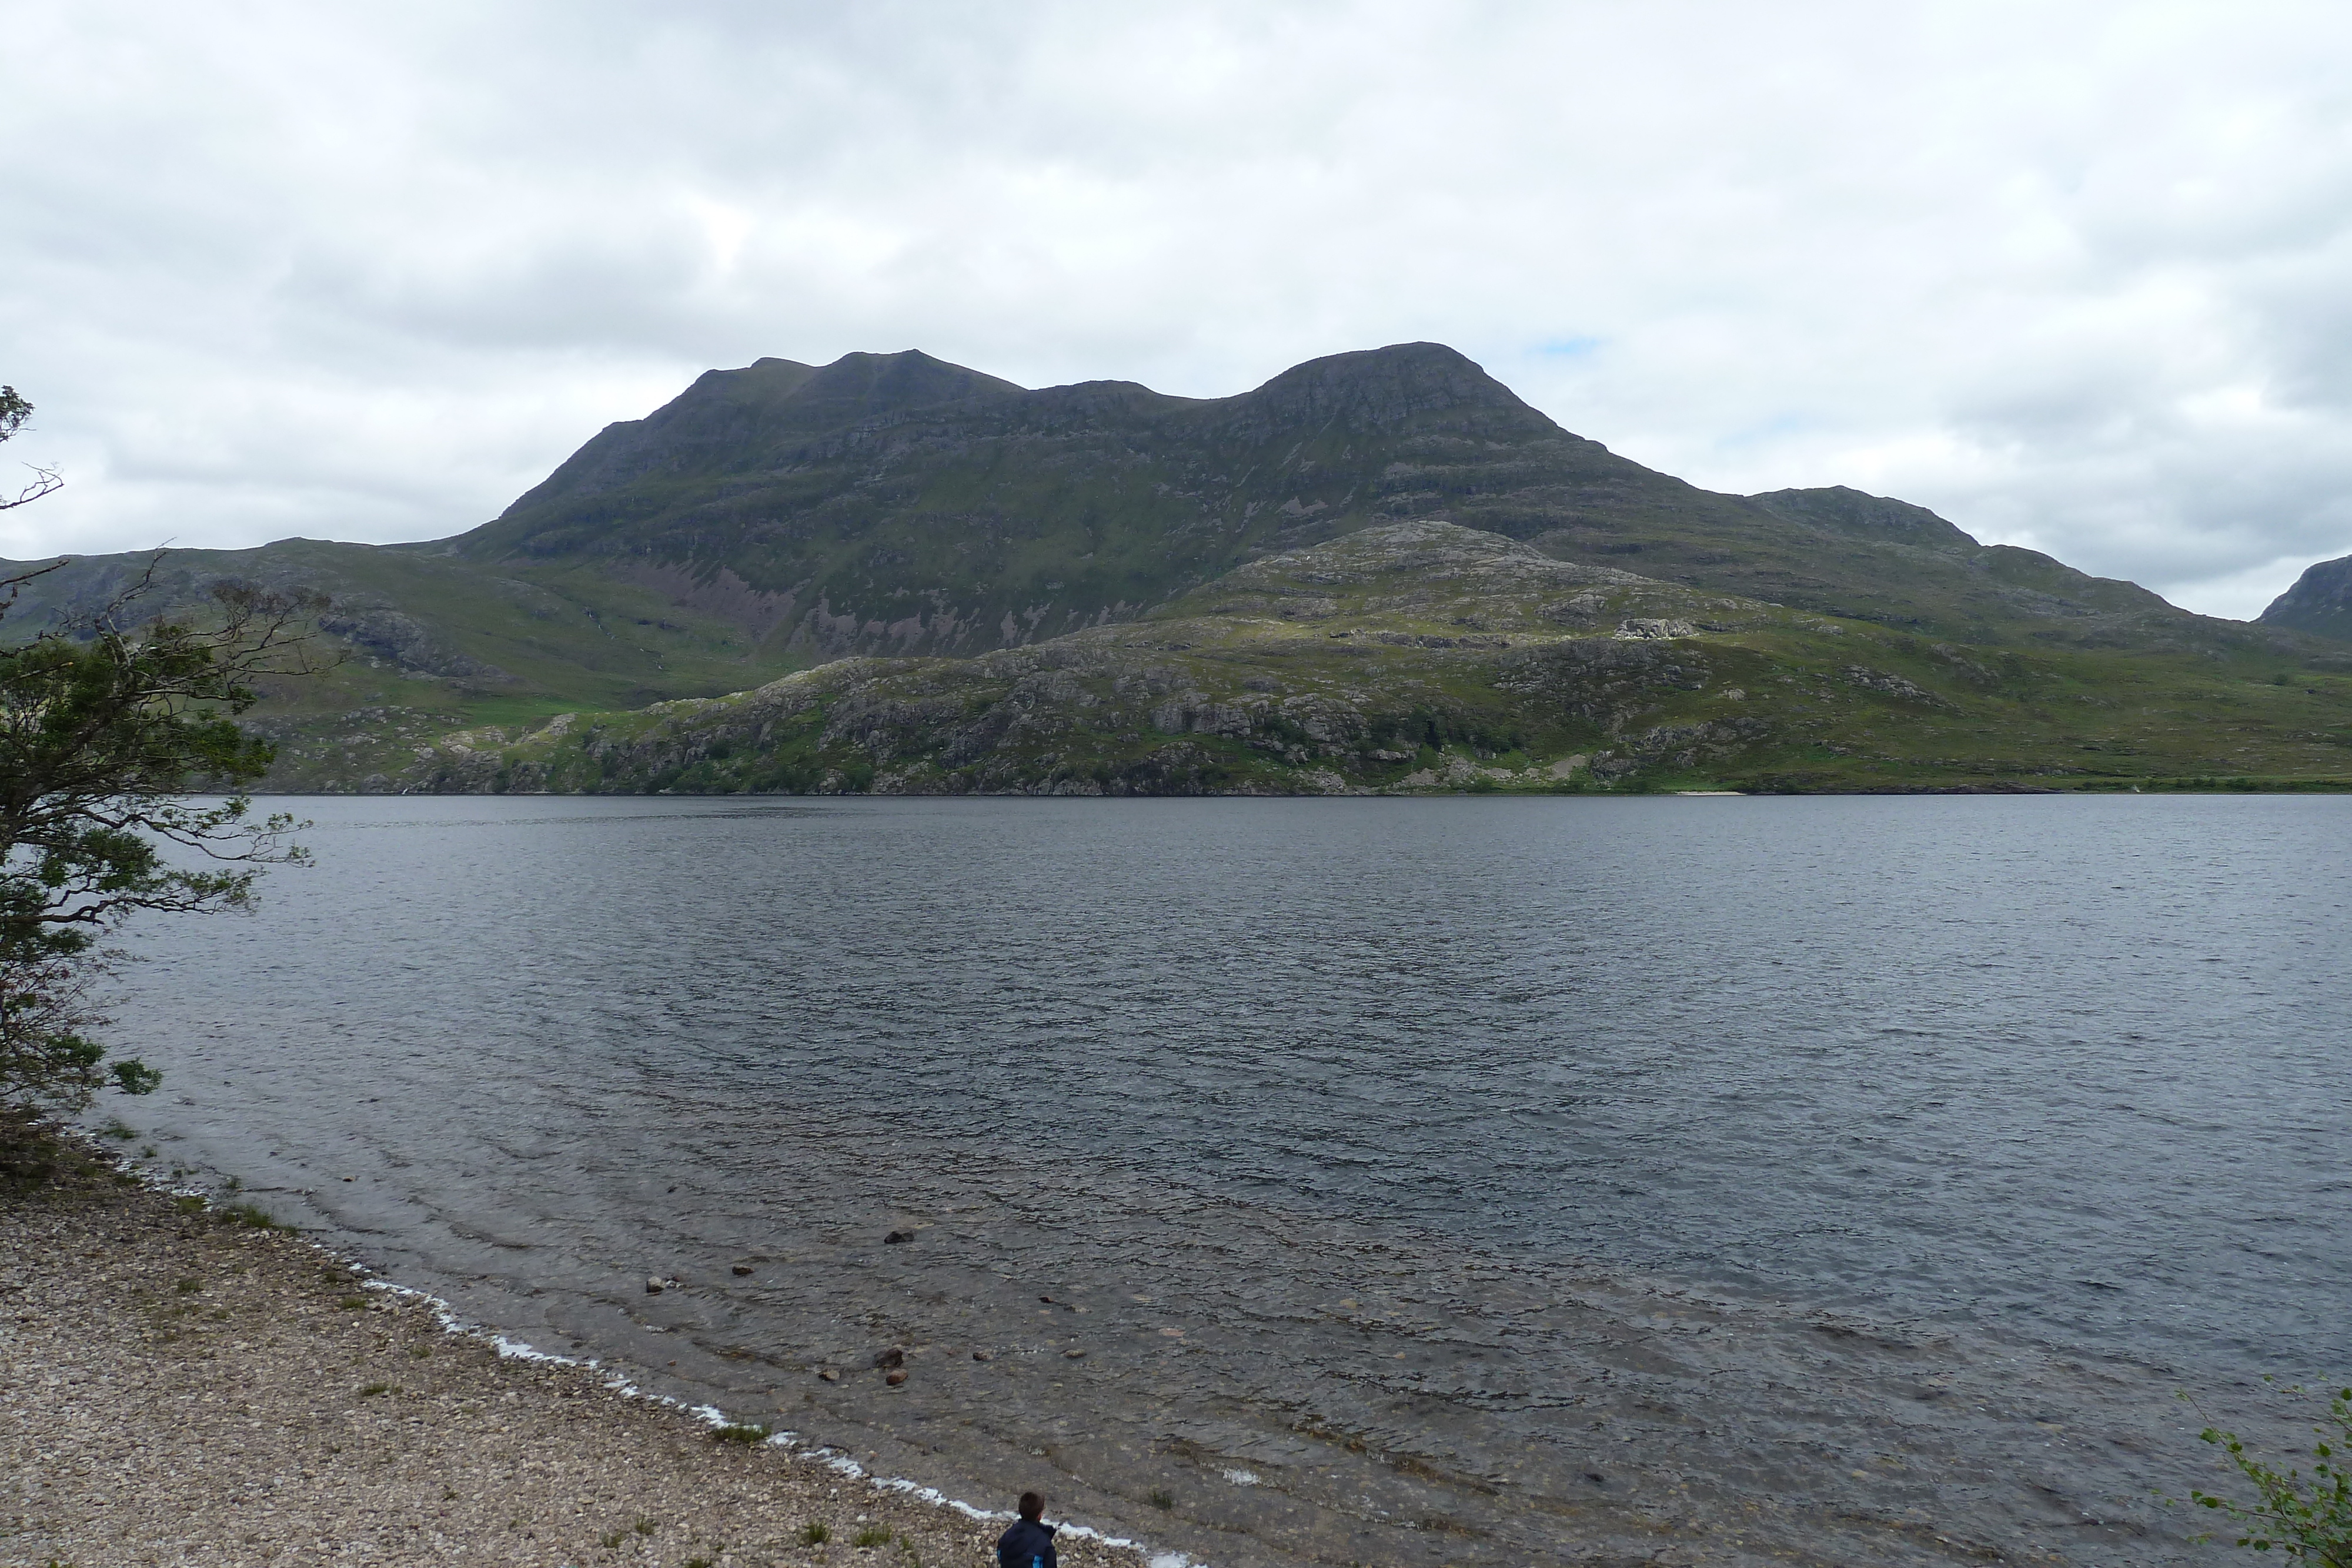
[97,795,2352,1566]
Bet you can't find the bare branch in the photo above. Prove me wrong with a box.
[0,464,61,511]
[0,558,68,623]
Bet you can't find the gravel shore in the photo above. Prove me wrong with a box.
[0,1130,1158,1568]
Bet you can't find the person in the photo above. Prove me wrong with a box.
[995,1491,1057,1568]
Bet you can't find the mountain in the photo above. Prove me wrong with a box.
[6,342,2348,793]
[2259,553,2352,643]
[447,340,2260,661]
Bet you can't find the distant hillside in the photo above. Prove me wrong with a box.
[375,521,2352,798]
[2260,553,2352,643]
[8,341,2347,793]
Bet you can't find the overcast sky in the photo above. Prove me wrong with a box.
[5,1,2350,617]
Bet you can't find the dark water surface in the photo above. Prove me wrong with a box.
[99,795,2352,1566]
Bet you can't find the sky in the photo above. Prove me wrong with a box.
[5,1,2351,618]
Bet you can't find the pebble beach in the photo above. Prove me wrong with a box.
[0,1131,1154,1568]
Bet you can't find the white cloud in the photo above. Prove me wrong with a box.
[4,0,2350,617]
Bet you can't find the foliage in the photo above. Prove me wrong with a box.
[708,1421,770,1445]
[2183,1382,2352,1564]
[0,385,64,511]
[1,389,326,1112]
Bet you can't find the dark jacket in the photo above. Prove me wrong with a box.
[996,1517,1057,1568]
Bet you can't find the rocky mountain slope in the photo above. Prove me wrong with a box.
[10,342,2350,793]
[368,521,2352,797]
[452,341,2274,661]
[2260,552,2352,643]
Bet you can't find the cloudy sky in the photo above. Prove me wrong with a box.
[5,1,2350,617]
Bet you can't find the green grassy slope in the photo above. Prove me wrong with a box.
[0,538,820,785]
[379,522,2352,798]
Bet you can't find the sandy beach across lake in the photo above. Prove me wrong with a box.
[0,1129,1157,1568]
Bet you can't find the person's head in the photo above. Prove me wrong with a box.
[1018,1492,1044,1522]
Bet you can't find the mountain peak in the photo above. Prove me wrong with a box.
[1213,342,1535,437]
[2258,551,2352,642]
[484,350,1023,521]
[789,349,1025,414]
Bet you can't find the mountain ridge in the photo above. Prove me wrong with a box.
[7,340,2350,793]
[433,341,2276,664]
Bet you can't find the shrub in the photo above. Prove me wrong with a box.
[2181,1381,2352,1562]
[709,1422,770,1445]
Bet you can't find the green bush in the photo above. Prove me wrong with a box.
[709,1422,770,1445]
[2182,1382,2351,1563]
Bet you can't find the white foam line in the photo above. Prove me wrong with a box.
[95,1144,1204,1565]
[168,1161,1527,1568]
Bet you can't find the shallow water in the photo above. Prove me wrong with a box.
[96,795,2352,1565]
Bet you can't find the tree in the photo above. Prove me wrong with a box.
[0,386,64,511]
[2179,1382,2352,1565]
[0,388,323,1114]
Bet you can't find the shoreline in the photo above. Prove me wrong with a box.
[12,1118,2281,1568]
[0,1126,1169,1568]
